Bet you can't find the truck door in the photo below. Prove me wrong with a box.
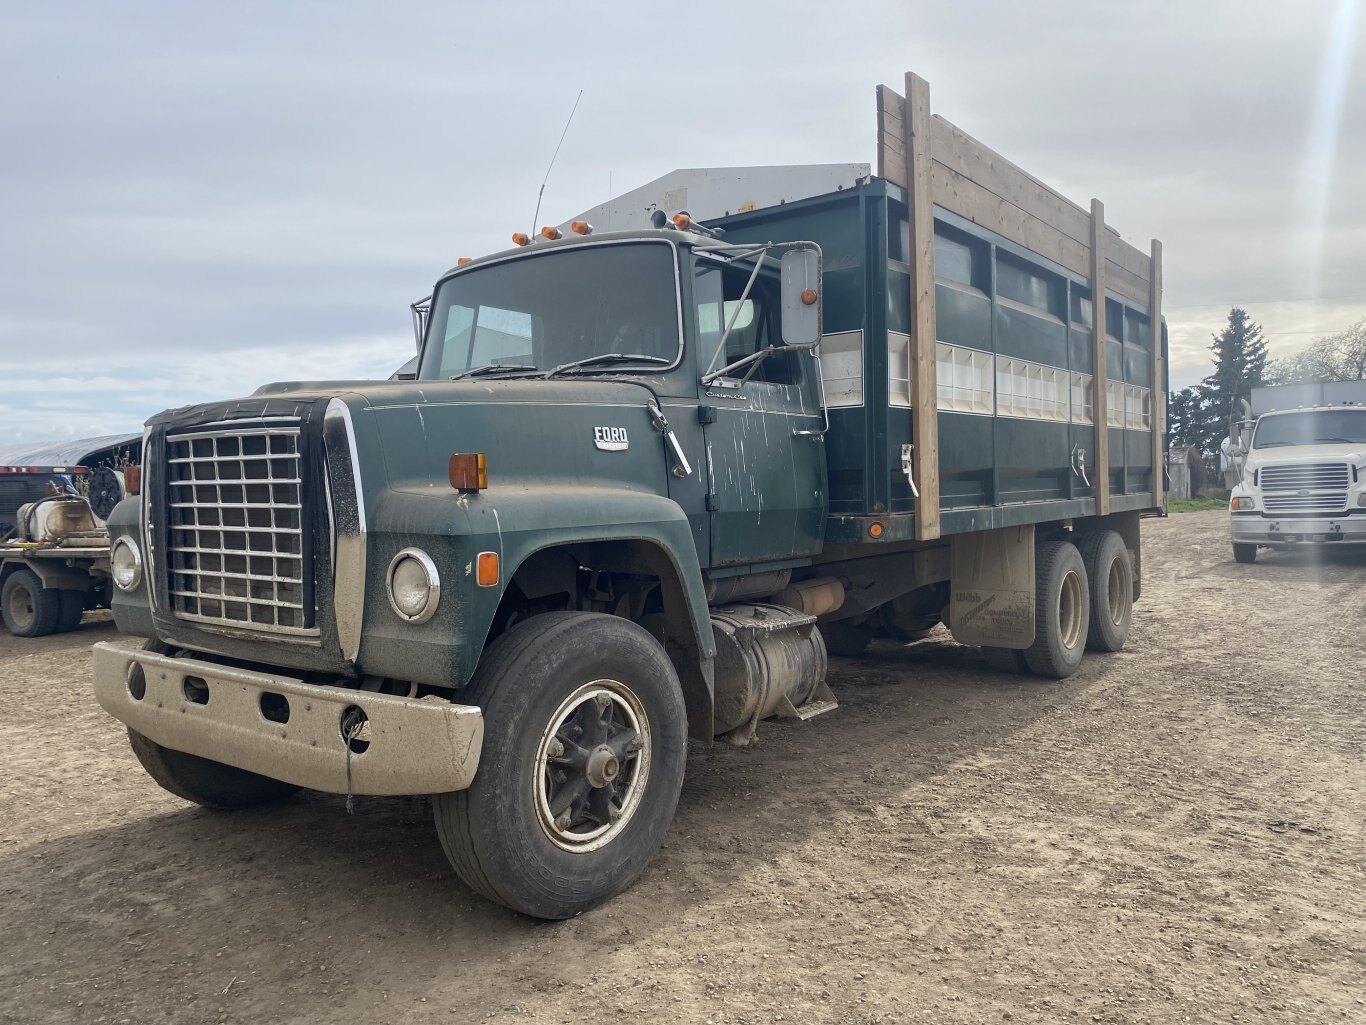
[692,257,827,568]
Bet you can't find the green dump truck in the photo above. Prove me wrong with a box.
[93,72,1166,918]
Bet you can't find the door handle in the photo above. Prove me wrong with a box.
[647,400,693,478]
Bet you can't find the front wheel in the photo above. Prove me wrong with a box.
[433,612,687,919]
[1233,543,1257,564]
[128,729,302,809]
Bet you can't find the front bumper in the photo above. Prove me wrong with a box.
[1231,513,1366,546]
[92,643,483,796]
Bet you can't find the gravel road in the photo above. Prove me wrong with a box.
[2,509,1363,1024]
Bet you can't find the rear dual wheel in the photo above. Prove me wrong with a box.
[1023,540,1091,679]
[1078,530,1133,652]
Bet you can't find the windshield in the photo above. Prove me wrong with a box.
[418,242,680,379]
[1252,409,1366,449]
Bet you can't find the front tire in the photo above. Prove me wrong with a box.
[128,728,302,809]
[433,612,687,919]
[1023,540,1090,679]
[1233,543,1257,564]
[2,569,60,637]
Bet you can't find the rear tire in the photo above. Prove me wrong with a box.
[1023,540,1090,679]
[982,646,1029,674]
[128,728,301,809]
[433,612,688,919]
[820,619,873,656]
[1233,543,1257,564]
[1078,531,1132,652]
[2,569,61,637]
[57,590,85,633]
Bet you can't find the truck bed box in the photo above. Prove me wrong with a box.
[709,79,1165,542]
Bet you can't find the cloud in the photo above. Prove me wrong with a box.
[1,0,1363,447]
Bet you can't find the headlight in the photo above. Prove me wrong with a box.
[1231,496,1257,511]
[386,548,440,623]
[110,535,143,591]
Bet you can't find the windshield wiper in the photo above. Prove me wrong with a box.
[450,363,539,380]
[1311,437,1358,444]
[543,353,671,378]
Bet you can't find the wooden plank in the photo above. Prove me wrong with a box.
[1091,199,1110,517]
[930,160,1090,277]
[1149,239,1164,508]
[877,85,907,186]
[906,72,940,541]
[928,116,1093,246]
[1103,257,1151,307]
[1106,231,1151,285]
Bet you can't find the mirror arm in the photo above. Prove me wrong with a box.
[702,251,767,378]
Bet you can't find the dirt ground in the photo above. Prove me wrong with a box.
[2,509,1363,1025]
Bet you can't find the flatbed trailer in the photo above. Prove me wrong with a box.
[1,539,110,636]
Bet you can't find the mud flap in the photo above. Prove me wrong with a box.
[947,526,1035,649]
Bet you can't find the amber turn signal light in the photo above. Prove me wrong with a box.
[511,232,530,247]
[868,521,885,539]
[449,453,487,492]
[570,220,593,235]
[801,288,818,306]
[539,225,562,240]
[123,465,142,495]
[476,552,500,587]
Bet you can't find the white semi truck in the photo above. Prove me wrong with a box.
[1229,381,1366,562]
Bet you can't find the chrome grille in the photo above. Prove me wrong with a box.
[1259,461,1349,514]
[165,420,315,635]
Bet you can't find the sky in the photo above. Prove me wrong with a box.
[2,0,1363,445]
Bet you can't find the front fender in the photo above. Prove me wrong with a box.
[358,484,714,690]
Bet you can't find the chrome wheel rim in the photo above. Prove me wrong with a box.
[7,583,35,632]
[1058,570,1084,650]
[534,680,650,853]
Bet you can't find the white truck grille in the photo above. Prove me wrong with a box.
[1259,462,1349,514]
[165,421,314,635]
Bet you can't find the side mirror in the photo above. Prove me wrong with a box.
[410,295,431,351]
[780,248,822,346]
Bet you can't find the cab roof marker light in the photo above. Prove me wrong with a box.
[570,220,593,235]
[456,257,472,266]
[512,232,531,247]
[539,225,562,241]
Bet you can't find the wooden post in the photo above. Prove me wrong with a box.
[906,72,939,541]
[1090,198,1110,516]
[1149,239,1164,507]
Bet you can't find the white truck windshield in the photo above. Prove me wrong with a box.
[1252,409,1366,448]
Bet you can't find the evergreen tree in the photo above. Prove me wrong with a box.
[1201,308,1267,450]
[1167,385,1212,448]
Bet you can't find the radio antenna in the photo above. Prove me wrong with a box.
[531,89,583,232]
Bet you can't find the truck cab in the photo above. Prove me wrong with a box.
[1230,402,1366,562]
